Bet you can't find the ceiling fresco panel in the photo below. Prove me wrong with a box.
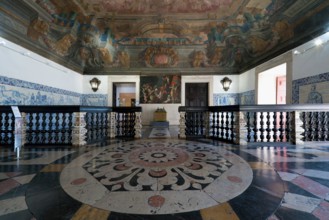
[0,0,329,74]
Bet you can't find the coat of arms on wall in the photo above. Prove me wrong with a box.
[140,75,181,104]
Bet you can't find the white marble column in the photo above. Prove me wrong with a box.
[291,111,304,145]
[134,112,142,138]
[72,112,87,146]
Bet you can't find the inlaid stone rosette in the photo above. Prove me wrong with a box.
[60,140,252,214]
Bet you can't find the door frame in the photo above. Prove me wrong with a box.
[185,82,209,106]
[182,76,213,106]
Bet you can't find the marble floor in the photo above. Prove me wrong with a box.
[1,126,329,220]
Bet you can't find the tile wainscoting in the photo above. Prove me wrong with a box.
[213,90,255,106]
[0,75,107,106]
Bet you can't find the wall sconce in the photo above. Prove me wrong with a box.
[220,77,232,91]
[90,77,101,92]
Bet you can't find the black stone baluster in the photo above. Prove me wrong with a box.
[313,112,320,141]
[216,112,220,138]
[61,113,66,144]
[259,112,264,142]
[220,112,224,138]
[253,112,258,142]
[285,112,290,142]
[230,112,234,141]
[54,113,60,144]
[224,112,230,140]
[0,113,3,145]
[35,113,41,144]
[246,112,251,142]
[308,112,315,141]
[320,112,326,141]
[279,112,284,142]
[266,112,271,142]
[272,112,277,142]
[324,112,329,141]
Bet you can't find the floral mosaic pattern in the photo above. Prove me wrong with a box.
[60,140,253,214]
[83,141,233,191]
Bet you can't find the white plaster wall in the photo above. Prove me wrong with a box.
[239,69,255,93]
[213,75,239,94]
[257,63,286,104]
[0,37,83,93]
[293,33,329,80]
[83,75,109,94]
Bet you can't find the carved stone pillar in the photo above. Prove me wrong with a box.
[233,111,248,145]
[179,111,186,139]
[134,112,142,138]
[291,111,304,145]
[72,112,87,146]
[109,112,117,138]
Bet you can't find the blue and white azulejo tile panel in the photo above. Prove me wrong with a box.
[81,94,108,106]
[292,72,329,104]
[0,75,107,106]
[239,90,255,105]
[213,90,255,106]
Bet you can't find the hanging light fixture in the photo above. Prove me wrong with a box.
[90,77,101,92]
[220,77,232,91]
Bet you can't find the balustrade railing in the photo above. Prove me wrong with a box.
[0,106,142,147]
[0,106,15,146]
[179,104,329,145]
[113,107,142,138]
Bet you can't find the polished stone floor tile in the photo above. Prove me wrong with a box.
[0,196,27,216]
[0,179,20,196]
[281,192,321,213]
[275,206,319,220]
[292,176,329,199]
[1,128,329,220]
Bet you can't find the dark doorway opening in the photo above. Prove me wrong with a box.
[185,83,208,106]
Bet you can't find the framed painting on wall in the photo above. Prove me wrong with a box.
[140,75,181,103]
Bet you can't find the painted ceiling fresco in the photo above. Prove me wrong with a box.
[1,0,329,74]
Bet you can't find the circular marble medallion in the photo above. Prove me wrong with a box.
[60,140,253,214]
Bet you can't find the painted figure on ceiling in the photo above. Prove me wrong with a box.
[27,18,49,41]
[192,50,207,67]
[54,34,76,56]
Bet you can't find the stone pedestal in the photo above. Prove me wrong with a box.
[291,111,304,145]
[233,111,248,145]
[72,112,87,146]
[134,112,142,138]
[179,111,186,138]
[109,112,117,138]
